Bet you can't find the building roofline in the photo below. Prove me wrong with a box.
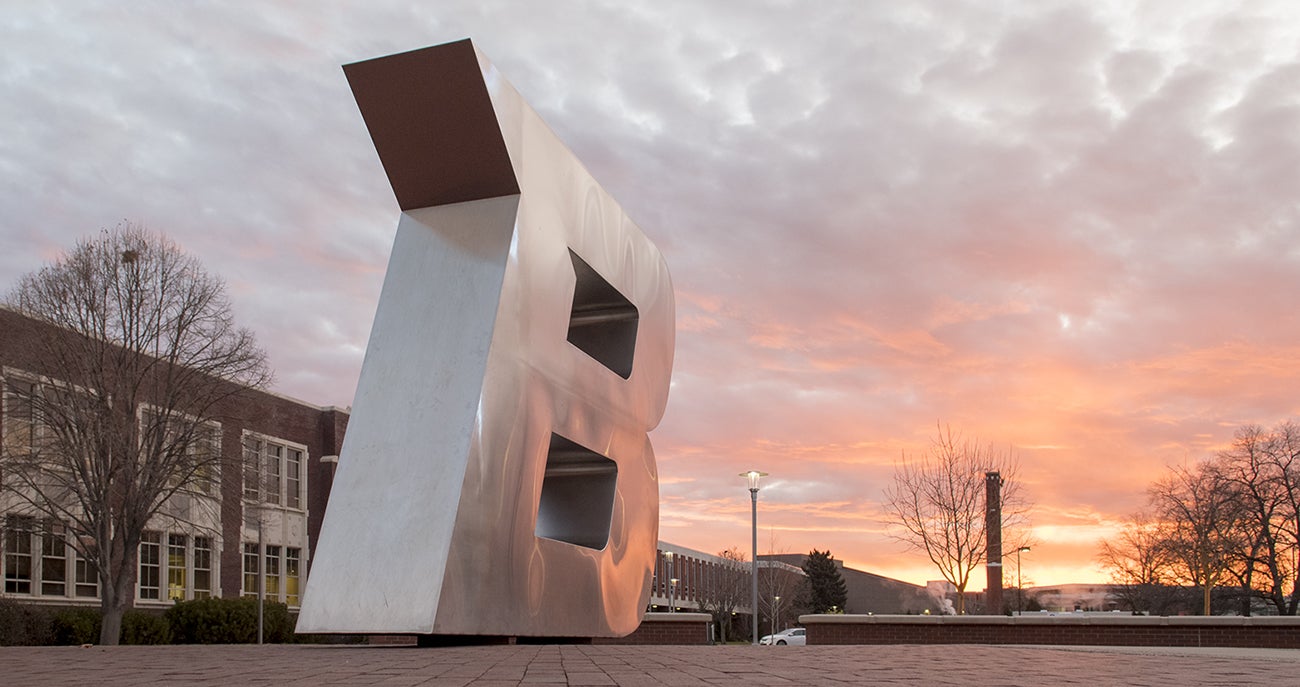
[1,303,349,416]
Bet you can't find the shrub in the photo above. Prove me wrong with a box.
[166,597,293,643]
[0,598,52,646]
[122,610,173,645]
[51,607,101,645]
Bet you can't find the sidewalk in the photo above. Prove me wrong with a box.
[2,643,1297,686]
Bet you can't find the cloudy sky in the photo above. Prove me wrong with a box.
[4,1,1300,588]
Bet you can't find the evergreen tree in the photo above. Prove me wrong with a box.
[801,549,848,613]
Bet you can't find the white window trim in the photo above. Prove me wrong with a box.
[240,541,304,608]
[136,403,224,497]
[240,430,309,512]
[1,514,100,601]
[135,530,220,605]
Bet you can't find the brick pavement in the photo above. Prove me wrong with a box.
[2,643,1298,686]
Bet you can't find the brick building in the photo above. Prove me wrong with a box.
[0,306,347,612]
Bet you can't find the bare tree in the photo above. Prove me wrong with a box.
[1,224,269,644]
[758,559,804,636]
[882,424,1028,614]
[1263,421,1300,614]
[1097,511,1186,615]
[696,547,748,643]
[1216,421,1300,615]
[1149,460,1248,615]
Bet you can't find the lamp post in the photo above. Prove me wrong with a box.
[772,595,781,637]
[741,470,767,646]
[1016,546,1031,615]
[664,552,675,612]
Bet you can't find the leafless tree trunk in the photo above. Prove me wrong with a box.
[1268,422,1300,615]
[1,224,269,644]
[882,424,1029,614]
[1216,425,1278,615]
[695,547,747,643]
[758,560,803,636]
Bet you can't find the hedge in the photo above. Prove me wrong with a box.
[0,597,294,645]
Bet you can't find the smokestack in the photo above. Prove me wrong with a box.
[985,471,1003,615]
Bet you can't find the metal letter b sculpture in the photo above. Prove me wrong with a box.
[296,40,674,638]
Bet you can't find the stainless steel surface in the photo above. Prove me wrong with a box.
[297,39,673,638]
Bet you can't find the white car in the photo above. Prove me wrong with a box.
[759,628,806,646]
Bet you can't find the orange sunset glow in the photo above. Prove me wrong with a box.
[4,2,1300,591]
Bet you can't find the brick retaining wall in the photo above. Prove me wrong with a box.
[593,613,712,645]
[800,614,1300,649]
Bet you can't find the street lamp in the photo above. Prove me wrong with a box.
[664,552,675,612]
[741,470,767,645]
[1016,546,1031,615]
[670,578,680,613]
[772,595,781,637]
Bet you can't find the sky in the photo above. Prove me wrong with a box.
[3,0,1300,589]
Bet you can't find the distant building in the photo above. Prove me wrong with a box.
[760,552,940,615]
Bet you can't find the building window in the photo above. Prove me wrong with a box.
[188,426,220,494]
[136,531,212,603]
[4,514,34,594]
[285,449,302,509]
[167,534,187,601]
[265,545,281,598]
[243,440,261,500]
[242,434,306,509]
[74,545,98,598]
[193,536,212,600]
[40,521,67,596]
[141,408,221,495]
[2,380,38,458]
[265,444,283,505]
[139,531,161,600]
[286,548,301,606]
[2,515,102,600]
[243,542,259,599]
[241,543,302,607]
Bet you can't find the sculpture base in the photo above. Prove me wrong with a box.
[411,634,596,647]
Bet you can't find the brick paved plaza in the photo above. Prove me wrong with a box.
[3,643,1299,686]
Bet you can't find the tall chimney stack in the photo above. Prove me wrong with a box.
[985,471,1004,615]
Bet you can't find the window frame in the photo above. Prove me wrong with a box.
[241,431,308,511]
[2,377,39,460]
[136,530,218,604]
[136,404,223,497]
[241,542,303,608]
[3,367,105,469]
[40,520,68,596]
[166,533,187,601]
[138,530,162,600]
[192,535,212,600]
[1,514,102,601]
[3,514,35,595]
